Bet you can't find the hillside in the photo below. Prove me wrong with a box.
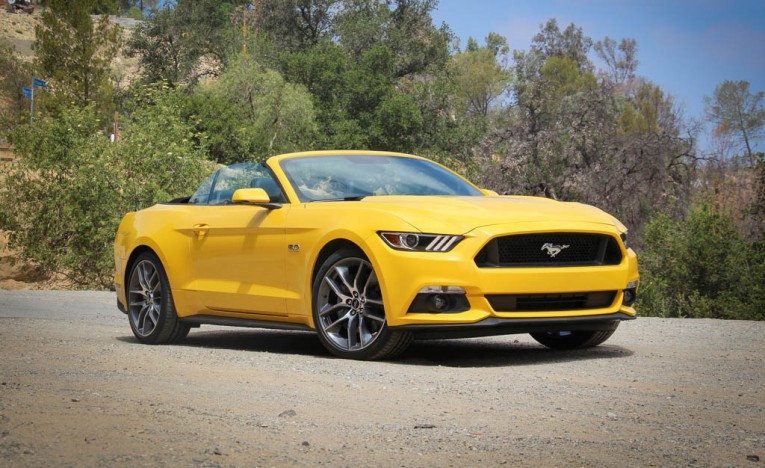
[0,7,139,117]
[0,6,37,59]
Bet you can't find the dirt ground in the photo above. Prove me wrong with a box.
[0,290,763,467]
[0,5,37,58]
[0,231,66,290]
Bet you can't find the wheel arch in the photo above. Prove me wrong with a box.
[310,238,365,290]
[123,245,160,296]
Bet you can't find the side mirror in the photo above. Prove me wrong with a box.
[480,188,499,197]
[232,188,282,209]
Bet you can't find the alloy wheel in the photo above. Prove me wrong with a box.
[316,257,386,351]
[128,259,162,337]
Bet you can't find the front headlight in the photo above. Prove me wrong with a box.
[379,232,463,252]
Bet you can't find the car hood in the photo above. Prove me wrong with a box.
[359,195,620,234]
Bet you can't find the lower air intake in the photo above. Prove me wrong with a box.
[486,291,617,312]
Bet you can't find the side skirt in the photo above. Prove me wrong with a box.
[180,315,314,332]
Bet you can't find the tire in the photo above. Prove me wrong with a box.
[530,325,618,350]
[127,252,190,344]
[312,247,412,360]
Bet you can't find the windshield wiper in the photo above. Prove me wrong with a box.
[312,195,367,202]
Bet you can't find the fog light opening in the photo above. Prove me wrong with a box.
[407,287,470,314]
[428,294,451,312]
[623,288,637,306]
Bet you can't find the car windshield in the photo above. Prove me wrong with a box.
[279,155,483,202]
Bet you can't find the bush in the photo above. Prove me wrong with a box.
[0,90,210,289]
[638,204,765,320]
[126,6,143,20]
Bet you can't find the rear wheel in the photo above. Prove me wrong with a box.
[530,326,618,350]
[127,252,189,344]
[312,247,411,360]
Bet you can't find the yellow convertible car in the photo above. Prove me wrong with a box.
[114,150,639,360]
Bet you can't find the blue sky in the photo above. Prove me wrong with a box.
[431,0,765,153]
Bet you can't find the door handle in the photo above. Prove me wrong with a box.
[192,224,209,238]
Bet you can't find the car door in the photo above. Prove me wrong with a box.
[187,163,291,317]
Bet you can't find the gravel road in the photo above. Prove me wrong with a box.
[0,290,763,467]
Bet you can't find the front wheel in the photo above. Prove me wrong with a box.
[127,252,189,344]
[530,326,618,350]
[312,247,411,360]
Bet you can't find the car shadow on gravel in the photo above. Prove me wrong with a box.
[118,329,633,368]
[117,328,328,356]
[400,339,634,368]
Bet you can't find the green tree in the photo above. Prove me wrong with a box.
[530,18,593,72]
[127,0,240,85]
[335,0,450,78]
[449,34,511,117]
[33,0,121,111]
[119,0,160,15]
[254,0,338,53]
[261,1,450,152]
[705,80,764,166]
[275,39,425,151]
[190,57,317,163]
[91,0,120,14]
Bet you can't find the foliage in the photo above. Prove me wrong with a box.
[476,20,694,243]
[594,37,638,86]
[92,0,162,15]
[449,34,511,117]
[253,0,450,152]
[91,0,121,15]
[126,0,240,85]
[254,0,338,53]
[126,6,143,20]
[0,45,33,128]
[119,0,159,15]
[530,19,593,72]
[188,57,317,163]
[705,80,765,166]
[33,0,121,114]
[756,153,765,226]
[335,0,451,78]
[0,107,118,287]
[116,86,212,208]
[638,204,765,320]
[0,91,209,288]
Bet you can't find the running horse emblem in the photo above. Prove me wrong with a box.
[541,243,570,258]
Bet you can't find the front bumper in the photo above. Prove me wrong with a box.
[366,221,639,328]
[396,312,633,339]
